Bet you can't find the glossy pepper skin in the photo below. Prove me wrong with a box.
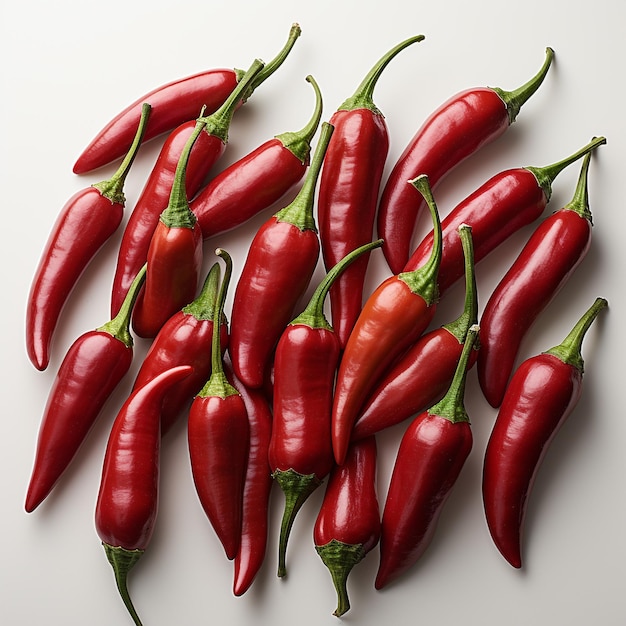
[73,23,301,174]
[482,297,607,569]
[378,48,554,274]
[26,104,150,370]
[25,265,146,513]
[317,35,424,347]
[352,224,478,442]
[314,437,380,617]
[229,122,333,389]
[478,150,596,408]
[375,325,479,590]
[332,175,443,466]
[95,365,193,626]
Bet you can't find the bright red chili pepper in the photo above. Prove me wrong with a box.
[375,325,479,590]
[482,297,607,569]
[270,239,383,578]
[378,48,554,274]
[26,104,151,371]
[478,150,596,408]
[228,122,334,389]
[331,174,442,466]
[25,265,146,513]
[317,34,424,348]
[352,223,478,442]
[188,249,249,561]
[73,24,301,174]
[191,74,323,240]
[402,136,606,295]
[314,436,380,617]
[95,364,193,626]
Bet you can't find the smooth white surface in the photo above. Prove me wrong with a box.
[2,1,625,624]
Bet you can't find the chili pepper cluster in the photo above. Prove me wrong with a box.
[24,23,609,624]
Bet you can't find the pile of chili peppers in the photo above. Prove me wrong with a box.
[24,24,610,624]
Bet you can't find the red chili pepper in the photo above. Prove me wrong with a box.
[95,364,193,626]
[352,223,478,442]
[331,174,442,466]
[192,74,323,239]
[188,249,249,561]
[26,104,151,371]
[375,325,479,590]
[482,297,607,569]
[228,122,334,389]
[317,34,424,348]
[402,136,606,295]
[478,150,596,408]
[73,24,302,174]
[378,48,554,274]
[270,238,383,578]
[25,265,146,513]
[314,436,381,617]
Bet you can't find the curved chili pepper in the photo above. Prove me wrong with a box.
[403,136,606,295]
[95,364,193,626]
[192,74,323,239]
[375,325,479,590]
[270,238,383,578]
[314,436,380,617]
[482,297,607,569]
[228,121,333,389]
[25,265,146,513]
[73,24,302,174]
[352,223,478,442]
[188,249,249,560]
[331,174,442,466]
[26,104,151,370]
[317,34,424,348]
[378,48,554,274]
[478,150,596,408]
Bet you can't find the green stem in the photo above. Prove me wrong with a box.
[181,262,221,321]
[563,146,594,223]
[102,543,144,626]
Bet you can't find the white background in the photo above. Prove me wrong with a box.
[2,1,624,625]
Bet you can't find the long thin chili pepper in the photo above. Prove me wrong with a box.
[73,24,301,174]
[378,47,554,274]
[95,365,193,626]
[270,239,383,578]
[188,249,249,561]
[478,149,596,408]
[26,104,151,370]
[375,325,480,590]
[314,436,380,617]
[317,34,424,348]
[228,121,334,389]
[25,264,146,513]
[331,174,442,466]
[352,223,478,442]
[482,297,607,569]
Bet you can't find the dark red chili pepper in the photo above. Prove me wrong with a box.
[188,249,249,561]
[270,239,383,578]
[26,104,151,371]
[73,24,301,174]
[331,174,442,466]
[314,436,380,617]
[228,122,334,389]
[95,364,193,626]
[191,74,323,239]
[482,297,607,569]
[25,264,146,513]
[378,48,554,274]
[478,150,596,408]
[352,223,477,442]
[402,136,606,295]
[317,34,424,348]
[375,325,479,590]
